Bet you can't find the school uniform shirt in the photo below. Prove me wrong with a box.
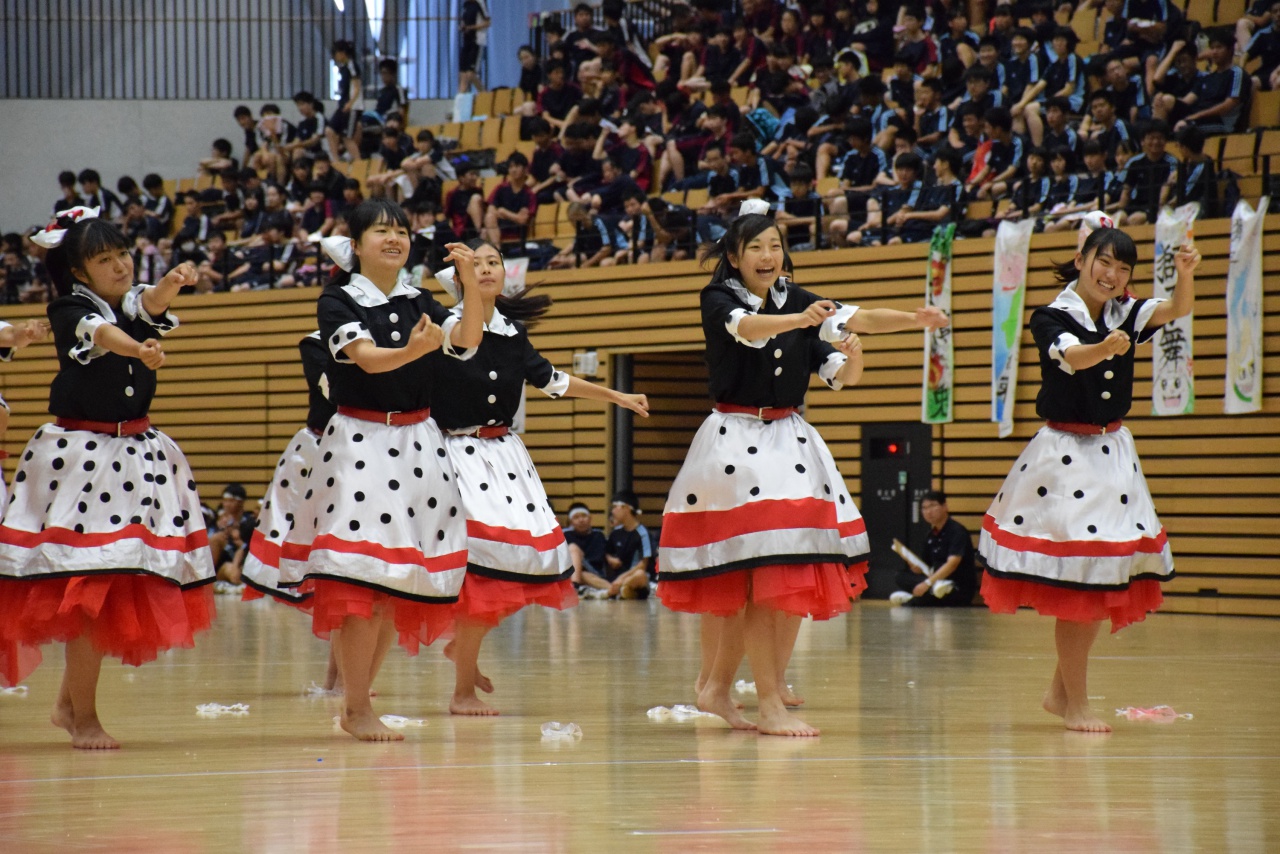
[875,181,923,222]
[1043,126,1080,159]
[1011,175,1051,213]
[536,84,582,121]
[782,192,822,245]
[296,113,327,144]
[736,155,792,203]
[487,181,536,234]
[336,59,360,106]
[563,526,607,572]
[518,63,542,98]
[917,105,950,141]
[701,43,742,85]
[1119,152,1178,208]
[924,179,965,223]
[1246,24,1280,78]
[707,167,740,197]
[529,142,563,183]
[1031,283,1164,425]
[1002,54,1042,103]
[985,135,1025,179]
[432,306,570,431]
[1179,158,1217,213]
[1107,78,1147,120]
[605,524,652,578]
[938,30,980,66]
[1045,174,1079,210]
[1191,65,1247,115]
[47,284,177,422]
[83,189,126,221]
[444,185,483,237]
[143,193,174,230]
[1044,54,1084,111]
[374,83,409,117]
[573,215,625,257]
[1091,120,1132,168]
[610,142,653,191]
[701,278,853,409]
[925,516,978,601]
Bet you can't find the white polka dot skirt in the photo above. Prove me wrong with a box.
[242,427,320,602]
[444,432,569,581]
[0,423,215,585]
[659,411,869,578]
[279,413,467,602]
[979,425,1173,588]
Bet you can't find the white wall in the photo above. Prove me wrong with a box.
[0,98,454,234]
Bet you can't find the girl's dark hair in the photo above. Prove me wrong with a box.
[326,198,411,289]
[1054,226,1139,285]
[462,238,553,326]
[699,214,782,285]
[45,216,132,297]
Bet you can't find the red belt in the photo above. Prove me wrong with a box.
[715,403,799,422]
[453,425,510,439]
[337,406,431,426]
[55,416,151,437]
[1047,419,1122,435]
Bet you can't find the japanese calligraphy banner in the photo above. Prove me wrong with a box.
[922,224,956,424]
[1151,203,1198,416]
[991,219,1035,438]
[1224,197,1267,414]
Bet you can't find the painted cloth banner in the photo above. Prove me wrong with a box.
[1224,197,1268,414]
[1151,203,1198,416]
[922,224,957,424]
[991,219,1035,438]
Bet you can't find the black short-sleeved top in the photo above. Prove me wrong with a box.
[701,278,852,409]
[47,284,178,422]
[605,523,652,579]
[336,59,361,104]
[299,332,337,433]
[1120,152,1177,206]
[318,274,456,412]
[296,113,326,142]
[926,516,978,599]
[537,84,582,121]
[1030,283,1165,425]
[431,306,568,430]
[375,84,409,116]
[563,526,606,571]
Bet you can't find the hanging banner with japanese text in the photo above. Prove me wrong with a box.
[991,219,1035,438]
[1224,197,1267,414]
[1150,203,1198,416]
[922,223,956,424]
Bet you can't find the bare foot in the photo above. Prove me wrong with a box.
[69,720,121,750]
[757,700,820,737]
[443,641,495,694]
[696,684,757,731]
[780,686,805,707]
[1042,688,1067,719]
[695,679,744,709]
[51,700,74,735]
[1063,706,1112,733]
[340,709,405,741]
[450,693,499,716]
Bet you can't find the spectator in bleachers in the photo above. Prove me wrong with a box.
[910,147,967,233]
[565,2,604,80]
[517,45,542,100]
[1244,9,1280,96]
[78,169,125,221]
[444,164,485,241]
[849,1,895,71]
[1044,27,1085,115]
[693,141,741,218]
[298,182,336,238]
[682,25,740,93]
[310,152,346,201]
[557,122,606,201]
[132,232,170,286]
[1173,125,1220,218]
[325,39,362,162]
[895,5,937,75]
[727,131,792,209]
[374,58,410,122]
[1173,28,1249,134]
[483,152,536,247]
[886,51,921,128]
[561,96,607,144]
[747,41,808,113]
[939,6,979,68]
[953,64,1002,118]
[340,177,364,212]
[1005,28,1046,146]
[249,103,296,182]
[199,138,237,177]
[537,60,583,133]
[616,189,658,264]
[1042,97,1081,161]
[366,127,415,196]
[1000,146,1051,230]
[662,102,733,188]
[914,78,950,150]
[1147,44,1197,130]
[116,176,143,209]
[857,150,926,246]
[282,92,327,163]
[1101,57,1148,126]
[595,114,653,193]
[400,130,449,206]
[173,192,212,263]
[729,15,769,86]
[590,31,656,101]
[285,158,314,206]
[988,4,1016,58]
[209,168,246,231]
[548,201,624,269]
[650,7,701,83]
[971,106,1023,200]
[192,231,238,293]
[1072,138,1126,221]
[947,102,987,174]
[53,170,82,216]
[141,173,173,232]
[1082,90,1133,169]
[1115,120,1177,226]
[236,192,266,242]
[527,118,566,204]
[1237,0,1277,55]
[121,199,162,245]
[227,218,296,290]
[775,162,822,251]
[233,105,259,162]
[588,156,642,215]
[974,36,1007,94]
[823,117,888,241]
[1042,147,1081,231]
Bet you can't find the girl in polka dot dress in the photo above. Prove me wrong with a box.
[0,209,215,749]
[279,199,484,742]
[431,240,650,716]
[978,223,1201,733]
[658,214,949,736]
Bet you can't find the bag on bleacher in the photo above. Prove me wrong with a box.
[744,109,781,147]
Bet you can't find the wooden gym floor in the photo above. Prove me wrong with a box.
[0,596,1277,853]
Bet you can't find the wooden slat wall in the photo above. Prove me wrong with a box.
[632,353,710,514]
[0,214,1275,616]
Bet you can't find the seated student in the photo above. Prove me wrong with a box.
[886,51,922,131]
[548,201,625,269]
[1046,139,1125,232]
[1174,28,1250,134]
[195,231,242,293]
[616,189,660,264]
[1244,0,1280,92]
[915,78,951,150]
[298,182,336,238]
[775,162,823,251]
[1041,97,1080,161]
[1081,90,1133,170]
[747,41,809,113]
[226,219,296,290]
[208,484,258,586]
[516,44,543,101]
[587,156,642,215]
[847,151,925,246]
[398,130,447,206]
[52,169,82,216]
[1041,147,1080,230]
[141,173,174,232]
[895,5,938,75]
[726,131,792,209]
[1173,124,1220,218]
[537,60,584,132]
[594,113,653,193]
[947,102,987,176]
[116,175,143,209]
[121,199,162,245]
[661,102,731,189]
[310,152,347,202]
[172,191,213,264]
[889,491,978,608]
[555,122,605,201]
[198,138,238,177]
[233,104,260,163]
[1005,27,1047,146]
[563,502,608,591]
[365,127,415,196]
[443,165,485,240]
[249,102,297,181]
[1149,42,1202,126]
[1043,27,1085,114]
[235,192,267,242]
[482,152,537,248]
[210,168,247,231]
[372,58,409,122]
[581,490,653,600]
[968,106,1024,200]
[951,61,1003,117]
[897,147,966,241]
[282,91,327,161]
[1116,120,1178,226]
[824,118,890,245]
[78,169,126,221]
[997,146,1052,231]
[1097,57,1148,128]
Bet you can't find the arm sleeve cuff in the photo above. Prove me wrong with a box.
[725,308,769,348]
[440,313,479,361]
[819,303,859,343]
[818,351,849,390]
[328,321,374,363]
[69,315,110,365]
[537,368,571,399]
[123,285,179,334]
[1048,332,1082,375]
[0,320,12,362]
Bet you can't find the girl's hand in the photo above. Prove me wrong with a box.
[835,333,863,358]
[619,392,649,417]
[796,300,837,328]
[915,306,950,329]
[443,243,479,290]
[1175,243,1201,277]
[159,261,198,291]
[406,315,444,357]
[137,338,165,370]
[14,319,50,348]
[1102,328,1131,357]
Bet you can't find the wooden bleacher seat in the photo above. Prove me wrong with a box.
[684,188,710,210]
[730,86,749,106]
[1219,132,1258,173]
[490,87,514,116]
[479,118,503,151]
[1215,0,1246,23]
[458,121,483,152]
[1258,129,1280,158]
[531,202,558,240]
[1250,89,1280,130]
[1184,0,1214,26]
[472,90,496,118]
[965,199,994,220]
[481,175,503,198]
[660,190,685,205]
[815,176,840,196]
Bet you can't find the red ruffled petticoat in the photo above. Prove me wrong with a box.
[0,573,216,686]
[658,561,868,620]
[299,578,455,655]
[241,584,313,612]
[981,573,1164,633]
[455,574,577,627]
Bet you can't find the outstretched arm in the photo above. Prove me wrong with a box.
[736,299,837,341]
[846,306,948,334]
[1146,244,1199,329]
[140,261,197,318]
[563,376,649,416]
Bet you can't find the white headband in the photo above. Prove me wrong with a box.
[738,199,771,217]
[31,206,101,249]
[568,507,590,519]
[1077,211,1115,251]
[320,235,355,271]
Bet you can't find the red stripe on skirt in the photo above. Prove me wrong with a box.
[982,515,1167,558]
[0,523,209,553]
[248,533,279,567]
[466,520,565,551]
[307,534,467,572]
[661,497,864,548]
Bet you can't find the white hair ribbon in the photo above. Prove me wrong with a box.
[1077,210,1115,251]
[320,235,355,271]
[434,265,460,300]
[738,199,771,217]
[31,206,100,249]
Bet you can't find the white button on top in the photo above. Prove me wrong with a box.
[774,367,783,376]
[390,331,401,342]
[487,419,496,425]
[1104,370,1114,379]
[125,386,135,397]
[489,370,498,380]
[389,313,399,323]
[774,348,783,358]
[487,394,497,404]
[1101,391,1112,400]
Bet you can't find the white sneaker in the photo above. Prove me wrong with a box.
[889,591,913,606]
[583,588,612,600]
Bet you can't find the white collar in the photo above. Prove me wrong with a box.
[452,302,517,337]
[1049,281,1136,333]
[725,277,788,311]
[73,283,119,322]
[341,272,419,307]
